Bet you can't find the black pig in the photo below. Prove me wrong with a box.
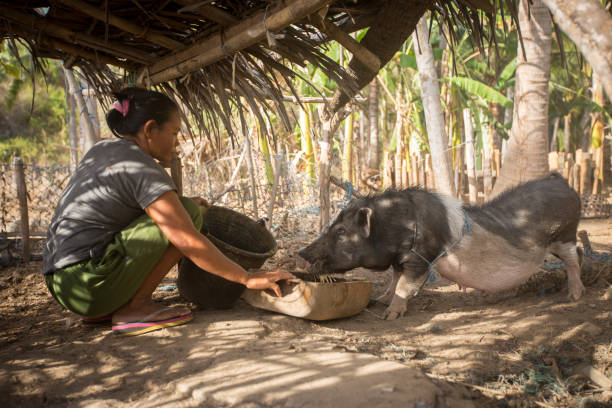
[299,172,585,320]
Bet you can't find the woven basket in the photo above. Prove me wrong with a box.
[581,194,612,218]
[177,206,277,309]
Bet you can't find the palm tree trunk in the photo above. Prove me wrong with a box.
[491,0,552,197]
[66,90,79,167]
[541,0,612,103]
[414,15,455,196]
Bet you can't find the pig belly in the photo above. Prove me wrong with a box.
[435,227,547,293]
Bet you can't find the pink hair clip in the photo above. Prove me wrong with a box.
[113,99,130,116]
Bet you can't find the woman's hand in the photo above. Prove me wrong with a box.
[245,269,295,297]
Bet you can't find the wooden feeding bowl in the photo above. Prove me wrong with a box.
[243,273,372,321]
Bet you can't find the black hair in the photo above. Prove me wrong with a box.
[105,87,178,138]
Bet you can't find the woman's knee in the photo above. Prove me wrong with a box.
[179,197,204,230]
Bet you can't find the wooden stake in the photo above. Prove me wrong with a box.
[548,151,559,171]
[13,157,30,263]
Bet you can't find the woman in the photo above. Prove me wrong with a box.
[43,87,292,336]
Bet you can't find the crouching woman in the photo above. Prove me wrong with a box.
[42,87,292,336]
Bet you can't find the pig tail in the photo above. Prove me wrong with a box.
[105,87,178,138]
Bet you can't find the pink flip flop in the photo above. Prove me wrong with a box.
[112,307,193,336]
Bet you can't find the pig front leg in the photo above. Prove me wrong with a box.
[376,267,401,305]
[382,266,427,320]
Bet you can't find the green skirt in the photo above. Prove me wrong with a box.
[45,196,203,318]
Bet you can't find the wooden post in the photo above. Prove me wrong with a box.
[592,147,603,194]
[580,152,591,195]
[170,157,183,196]
[463,109,477,204]
[563,153,572,180]
[411,153,419,187]
[244,135,259,218]
[13,157,30,262]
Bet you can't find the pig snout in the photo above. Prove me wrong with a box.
[298,240,323,264]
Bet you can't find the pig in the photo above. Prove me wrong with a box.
[299,172,585,320]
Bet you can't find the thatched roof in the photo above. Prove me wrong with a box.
[1,0,509,146]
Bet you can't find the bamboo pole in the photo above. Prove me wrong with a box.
[548,151,559,171]
[463,108,477,204]
[144,0,334,84]
[54,0,182,49]
[13,157,30,263]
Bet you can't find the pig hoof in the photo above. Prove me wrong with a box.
[382,307,405,320]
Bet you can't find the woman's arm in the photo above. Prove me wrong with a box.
[145,190,292,295]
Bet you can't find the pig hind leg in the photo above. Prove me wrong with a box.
[550,240,585,301]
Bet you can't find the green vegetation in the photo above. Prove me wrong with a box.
[0,42,68,164]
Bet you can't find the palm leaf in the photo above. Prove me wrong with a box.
[446,76,513,108]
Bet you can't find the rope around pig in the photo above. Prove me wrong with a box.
[408,211,472,298]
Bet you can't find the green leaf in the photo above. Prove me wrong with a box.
[496,57,517,89]
[446,77,513,109]
[400,53,417,69]
[355,28,370,43]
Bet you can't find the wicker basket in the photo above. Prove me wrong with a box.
[581,194,612,219]
[177,206,277,309]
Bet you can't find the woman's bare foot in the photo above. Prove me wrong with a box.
[112,301,191,325]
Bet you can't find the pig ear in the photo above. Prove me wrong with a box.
[356,207,373,238]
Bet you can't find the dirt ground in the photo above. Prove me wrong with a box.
[1,215,611,407]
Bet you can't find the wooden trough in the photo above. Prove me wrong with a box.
[243,275,372,321]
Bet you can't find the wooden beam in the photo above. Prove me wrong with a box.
[0,6,153,65]
[8,24,136,69]
[142,0,333,84]
[176,0,239,26]
[53,0,183,49]
[310,12,381,73]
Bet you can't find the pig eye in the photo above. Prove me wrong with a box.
[335,227,346,236]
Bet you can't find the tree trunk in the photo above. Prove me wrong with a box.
[491,0,552,197]
[541,0,612,104]
[318,109,348,231]
[66,89,79,167]
[64,67,97,154]
[367,79,379,170]
[414,15,455,196]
